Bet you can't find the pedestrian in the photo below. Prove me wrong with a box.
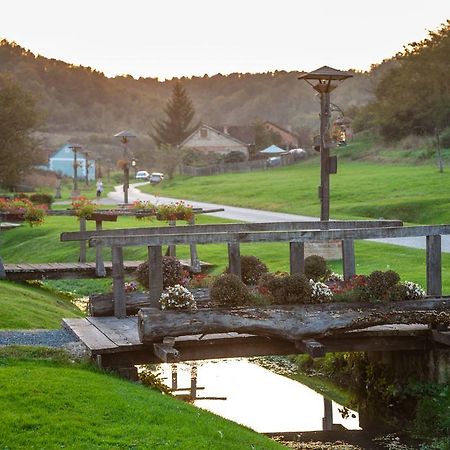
[96,179,103,199]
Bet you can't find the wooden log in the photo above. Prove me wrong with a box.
[138,298,450,343]
[296,339,325,358]
[426,235,442,296]
[111,246,126,318]
[153,343,180,363]
[342,239,355,280]
[228,242,241,279]
[290,242,305,275]
[89,292,156,316]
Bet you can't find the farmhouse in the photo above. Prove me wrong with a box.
[264,121,300,149]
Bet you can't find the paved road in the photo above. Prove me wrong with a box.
[108,183,450,253]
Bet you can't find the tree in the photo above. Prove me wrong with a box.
[151,81,197,146]
[156,144,184,180]
[0,75,43,189]
[253,120,282,151]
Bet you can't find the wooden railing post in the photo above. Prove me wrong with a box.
[95,220,106,277]
[342,239,356,280]
[426,235,442,296]
[188,215,201,273]
[168,220,176,257]
[0,256,6,280]
[148,245,163,305]
[227,242,241,279]
[111,246,126,318]
[79,217,87,263]
[289,242,305,275]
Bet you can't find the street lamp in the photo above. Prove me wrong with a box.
[68,142,82,198]
[114,130,136,204]
[299,66,352,221]
[84,150,90,186]
[131,158,137,177]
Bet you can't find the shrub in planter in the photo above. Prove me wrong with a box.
[136,256,187,289]
[210,274,250,307]
[365,270,400,301]
[29,193,53,207]
[225,255,268,285]
[260,272,312,304]
[305,255,329,281]
[389,281,425,302]
[159,284,196,310]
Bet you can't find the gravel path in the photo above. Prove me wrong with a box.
[0,329,79,347]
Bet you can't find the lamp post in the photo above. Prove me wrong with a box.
[131,158,137,177]
[68,142,82,198]
[299,66,352,221]
[84,150,90,186]
[114,130,136,204]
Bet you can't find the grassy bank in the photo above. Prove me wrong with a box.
[0,280,83,329]
[0,347,282,450]
[141,158,450,224]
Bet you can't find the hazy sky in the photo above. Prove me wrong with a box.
[1,0,449,79]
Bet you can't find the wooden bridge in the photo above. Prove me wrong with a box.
[60,219,450,379]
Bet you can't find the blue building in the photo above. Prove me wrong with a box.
[46,144,96,180]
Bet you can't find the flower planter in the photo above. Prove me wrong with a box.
[87,212,118,222]
[0,212,25,222]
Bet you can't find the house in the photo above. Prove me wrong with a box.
[264,121,300,150]
[43,144,96,180]
[179,124,252,159]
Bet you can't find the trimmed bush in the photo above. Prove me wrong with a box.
[136,257,186,289]
[366,270,400,301]
[304,255,329,281]
[226,255,268,285]
[210,274,250,307]
[29,193,53,207]
[260,272,312,304]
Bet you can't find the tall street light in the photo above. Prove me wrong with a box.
[68,142,82,198]
[114,130,136,204]
[84,150,90,186]
[299,66,352,221]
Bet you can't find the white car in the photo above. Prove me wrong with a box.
[136,170,150,180]
[150,172,164,184]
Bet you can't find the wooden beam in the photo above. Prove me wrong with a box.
[188,215,201,273]
[153,343,180,362]
[111,246,126,318]
[426,235,442,296]
[61,219,403,241]
[431,330,450,346]
[167,220,177,257]
[342,239,355,280]
[296,339,325,357]
[89,224,450,248]
[290,242,305,275]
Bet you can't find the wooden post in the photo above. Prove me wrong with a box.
[171,364,178,391]
[289,242,305,275]
[168,220,176,257]
[79,217,87,263]
[322,397,333,431]
[0,256,6,280]
[95,220,106,277]
[342,239,356,280]
[227,242,241,279]
[426,235,442,296]
[111,246,126,318]
[148,245,163,304]
[190,365,197,401]
[188,216,201,273]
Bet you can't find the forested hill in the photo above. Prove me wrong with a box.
[0,39,383,136]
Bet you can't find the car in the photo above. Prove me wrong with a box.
[266,156,282,167]
[150,172,164,184]
[135,170,150,181]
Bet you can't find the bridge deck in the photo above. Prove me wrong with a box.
[63,316,441,369]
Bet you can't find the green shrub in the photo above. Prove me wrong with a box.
[29,193,53,207]
[304,255,329,281]
[210,274,250,307]
[365,270,400,301]
[440,127,450,149]
[225,255,268,285]
[223,151,246,164]
[260,272,312,304]
[136,257,186,289]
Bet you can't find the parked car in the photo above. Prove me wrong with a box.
[288,148,307,160]
[266,156,282,167]
[150,172,164,184]
[135,170,150,181]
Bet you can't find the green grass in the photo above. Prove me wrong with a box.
[0,347,282,450]
[0,280,83,329]
[141,159,450,224]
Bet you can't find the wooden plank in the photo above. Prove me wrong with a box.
[188,215,201,273]
[111,246,126,318]
[227,242,241,279]
[61,220,404,241]
[90,224,450,248]
[296,339,325,357]
[289,241,305,275]
[342,239,355,280]
[153,343,180,362]
[79,218,87,263]
[431,330,450,346]
[426,235,442,296]
[148,245,163,303]
[87,316,141,347]
[168,220,177,258]
[62,318,118,351]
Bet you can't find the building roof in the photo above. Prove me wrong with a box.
[264,121,299,139]
[212,125,255,145]
[259,144,286,154]
[180,123,250,147]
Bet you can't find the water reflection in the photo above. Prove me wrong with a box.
[156,358,360,433]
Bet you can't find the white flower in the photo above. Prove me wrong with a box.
[403,281,425,300]
[159,284,197,310]
[309,280,333,303]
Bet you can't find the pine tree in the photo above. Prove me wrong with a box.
[151,81,197,146]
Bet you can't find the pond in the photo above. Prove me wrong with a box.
[154,358,360,433]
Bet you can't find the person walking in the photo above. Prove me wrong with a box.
[96,179,103,199]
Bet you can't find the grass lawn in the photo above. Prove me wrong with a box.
[140,157,450,224]
[0,347,282,450]
[0,280,83,329]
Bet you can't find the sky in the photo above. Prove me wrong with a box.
[1,0,449,80]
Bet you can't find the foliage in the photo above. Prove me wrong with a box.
[136,256,188,289]
[182,148,223,167]
[210,274,250,307]
[188,273,215,288]
[71,196,98,219]
[159,284,197,310]
[223,151,246,164]
[0,74,43,189]
[304,255,330,281]
[225,255,268,285]
[440,127,450,149]
[309,280,333,303]
[131,200,156,220]
[156,201,194,221]
[151,81,197,147]
[363,269,401,301]
[29,193,53,207]
[0,197,47,226]
[253,120,283,152]
[155,143,184,180]
[139,365,172,394]
[259,272,312,304]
